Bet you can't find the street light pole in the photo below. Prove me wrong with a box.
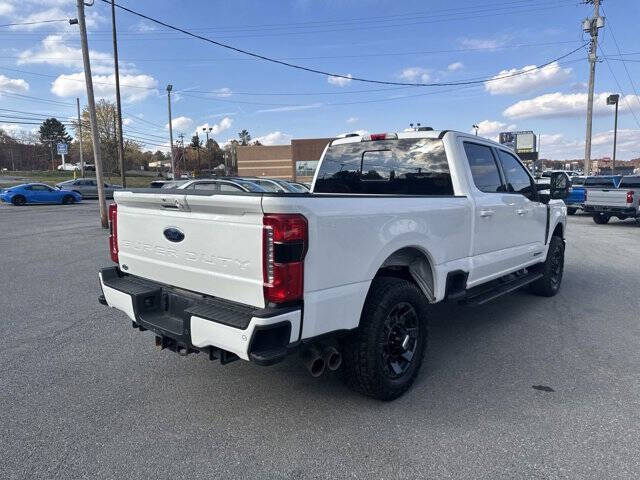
[203,126,212,173]
[607,94,619,174]
[472,124,479,136]
[74,0,108,228]
[110,0,126,188]
[166,84,175,179]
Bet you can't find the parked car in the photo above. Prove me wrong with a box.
[98,130,569,400]
[55,178,122,199]
[174,178,267,193]
[1,183,82,205]
[285,181,310,193]
[566,176,586,215]
[240,177,298,193]
[584,175,640,224]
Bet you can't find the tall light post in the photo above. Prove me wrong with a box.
[202,126,213,173]
[472,124,479,136]
[607,94,619,174]
[166,84,175,179]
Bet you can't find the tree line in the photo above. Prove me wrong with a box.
[0,99,259,174]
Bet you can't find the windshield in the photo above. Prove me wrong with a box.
[571,177,585,186]
[584,177,620,188]
[314,138,453,195]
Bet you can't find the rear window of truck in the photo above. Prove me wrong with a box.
[620,177,640,188]
[584,177,619,188]
[314,138,453,195]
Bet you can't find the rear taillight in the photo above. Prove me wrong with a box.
[108,203,118,263]
[362,132,398,141]
[263,214,308,304]
[626,190,634,204]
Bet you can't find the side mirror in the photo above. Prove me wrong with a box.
[550,171,570,200]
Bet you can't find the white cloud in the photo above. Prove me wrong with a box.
[503,92,640,119]
[195,117,233,136]
[18,35,115,74]
[132,20,156,33]
[51,72,158,103]
[346,116,358,124]
[0,2,15,16]
[0,74,29,93]
[165,116,193,131]
[122,117,133,126]
[459,37,508,50]
[398,67,430,83]
[485,61,572,95]
[253,131,293,145]
[470,120,517,142]
[0,123,30,137]
[327,74,352,87]
[256,103,322,113]
[592,129,640,157]
[447,62,464,72]
[337,129,369,137]
[214,87,233,97]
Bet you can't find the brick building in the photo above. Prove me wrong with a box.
[235,137,333,181]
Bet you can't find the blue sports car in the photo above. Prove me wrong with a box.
[0,183,83,206]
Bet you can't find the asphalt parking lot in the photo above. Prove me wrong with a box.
[1,201,639,479]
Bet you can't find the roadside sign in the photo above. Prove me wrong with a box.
[57,143,68,155]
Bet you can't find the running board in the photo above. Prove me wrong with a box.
[461,272,543,306]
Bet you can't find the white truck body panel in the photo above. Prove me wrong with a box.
[114,191,266,307]
[101,130,566,358]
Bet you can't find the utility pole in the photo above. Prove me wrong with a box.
[76,97,84,178]
[74,0,108,228]
[166,84,175,179]
[583,0,604,176]
[607,94,619,173]
[110,0,125,187]
[203,126,213,173]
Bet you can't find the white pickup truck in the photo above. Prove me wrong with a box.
[98,130,569,400]
[584,175,640,224]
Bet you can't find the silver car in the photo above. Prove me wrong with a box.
[55,178,122,199]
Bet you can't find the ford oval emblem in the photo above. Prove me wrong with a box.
[163,227,185,243]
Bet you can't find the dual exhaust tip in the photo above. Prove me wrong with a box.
[302,344,342,377]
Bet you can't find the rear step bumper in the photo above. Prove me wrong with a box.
[98,267,300,365]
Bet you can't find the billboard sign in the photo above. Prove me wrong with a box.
[499,132,516,150]
[515,131,536,153]
[56,142,68,155]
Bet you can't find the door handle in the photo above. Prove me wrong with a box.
[479,209,495,218]
[516,209,527,215]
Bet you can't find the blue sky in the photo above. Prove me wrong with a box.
[1,0,639,159]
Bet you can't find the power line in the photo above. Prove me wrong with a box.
[0,90,75,106]
[0,40,584,63]
[601,9,640,117]
[103,0,587,87]
[0,19,68,28]
[598,45,640,129]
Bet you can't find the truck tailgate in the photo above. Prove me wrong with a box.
[114,191,265,308]
[586,189,627,207]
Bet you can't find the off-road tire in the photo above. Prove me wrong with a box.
[529,236,564,297]
[593,213,610,224]
[341,276,429,401]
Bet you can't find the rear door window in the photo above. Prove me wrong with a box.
[463,142,504,193]
[585,177,617,188]
[193,182,220,191]
[314,138,453,195]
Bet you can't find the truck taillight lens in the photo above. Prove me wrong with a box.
[626,190,634,204]
[108,203,118,263]
[263,214,308,304]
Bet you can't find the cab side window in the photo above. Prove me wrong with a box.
[496,150,536,200]
[463,142,504,193]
